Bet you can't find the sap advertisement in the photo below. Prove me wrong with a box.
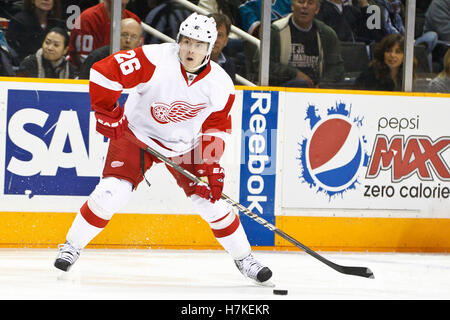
[3,86,127,198]
[280,92,450,218]
[5,89,104,196]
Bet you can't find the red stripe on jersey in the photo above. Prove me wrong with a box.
[90,46,156,112]
[89,82,122,112]
[92,46,156,89]
[202,93,235,134]
[200,135,225,163]
[211,214,240,238]
[80,201,109,228]
[199,93,235,162]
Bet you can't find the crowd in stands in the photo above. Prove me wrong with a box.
[0,0,448,93]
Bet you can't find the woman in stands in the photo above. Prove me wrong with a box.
[6,0,64,62]
[354,34,416,91]
[16,27,74,79]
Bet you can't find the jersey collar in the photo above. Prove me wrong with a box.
[180,62,211,87]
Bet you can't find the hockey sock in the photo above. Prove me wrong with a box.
[65,177,133,249]
[66,201,109,250]
[191,195,252,260]
[209,211,251,260]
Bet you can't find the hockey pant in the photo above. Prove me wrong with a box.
[66,177,251,260]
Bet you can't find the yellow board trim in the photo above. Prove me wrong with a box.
[0,212,448,252]
[0,76,89,85]
[1,77,449,98]
[0,212,220,249]
[235,85,450,98]
[276,216,450,253]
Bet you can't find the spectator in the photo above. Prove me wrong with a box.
[208,13,237,83]
[200,1,246,78]
[261,0,344,87]
[239,0,292,38]
[376,0,405,35]
[428,48,450,93]
[199,0,244,26]
[124,0,157,21]
[424,0,450,42]
[68,0,141,69]
[144,1,192,44]
[316,0,384,43]
[354,34,414,91]
[415,30,438,73]
[16,27,74,79]
[78,18,143,79]
[0,28,20,76]
[6,0,65,61]
[416,0,431,17]
[0,0,23,17]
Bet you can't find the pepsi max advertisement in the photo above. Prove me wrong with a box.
[281,92,450,217]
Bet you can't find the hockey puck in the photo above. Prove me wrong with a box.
[273,289,288,295]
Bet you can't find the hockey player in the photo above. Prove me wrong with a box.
[54,13,272,284]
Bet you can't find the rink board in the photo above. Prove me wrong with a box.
[1,212,449,252]
[0,77,449,252]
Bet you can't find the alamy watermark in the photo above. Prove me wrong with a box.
[66,5,81,30]
[366,5,381,30]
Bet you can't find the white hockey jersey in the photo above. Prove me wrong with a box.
[89,43,236,158]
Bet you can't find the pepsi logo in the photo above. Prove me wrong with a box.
[298,103,369,198]
[306,115,363,192]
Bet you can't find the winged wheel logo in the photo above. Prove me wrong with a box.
[150,101,206,124]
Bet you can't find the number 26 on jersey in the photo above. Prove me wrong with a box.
[114,50,141,75]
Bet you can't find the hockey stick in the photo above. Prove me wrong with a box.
[123,131,374,279]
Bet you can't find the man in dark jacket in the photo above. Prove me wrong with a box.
[208,13,237,84]
[424,0,450,42]
[144,1,192,44]
[261,0,344,87]
[316,0,384,43]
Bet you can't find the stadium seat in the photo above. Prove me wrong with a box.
[414,44,430,74]
[340,42,370,77]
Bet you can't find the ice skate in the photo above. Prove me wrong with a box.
[234,253,272,284]
[54,241,81,272]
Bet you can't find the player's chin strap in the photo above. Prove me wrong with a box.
[140,149,151,188]
[180,56,210,73]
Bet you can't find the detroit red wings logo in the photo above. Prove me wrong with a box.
[150,101,206,124]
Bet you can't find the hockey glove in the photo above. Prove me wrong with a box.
[194,163,225,203]
[94,104,128,140]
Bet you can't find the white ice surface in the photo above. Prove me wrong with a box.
[0,248,449,300]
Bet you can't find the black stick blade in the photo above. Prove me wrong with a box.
[340,266,375,279]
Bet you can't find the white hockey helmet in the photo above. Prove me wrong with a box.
[177,12,218,66]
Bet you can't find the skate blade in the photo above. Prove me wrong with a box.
[251,278,276,287]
